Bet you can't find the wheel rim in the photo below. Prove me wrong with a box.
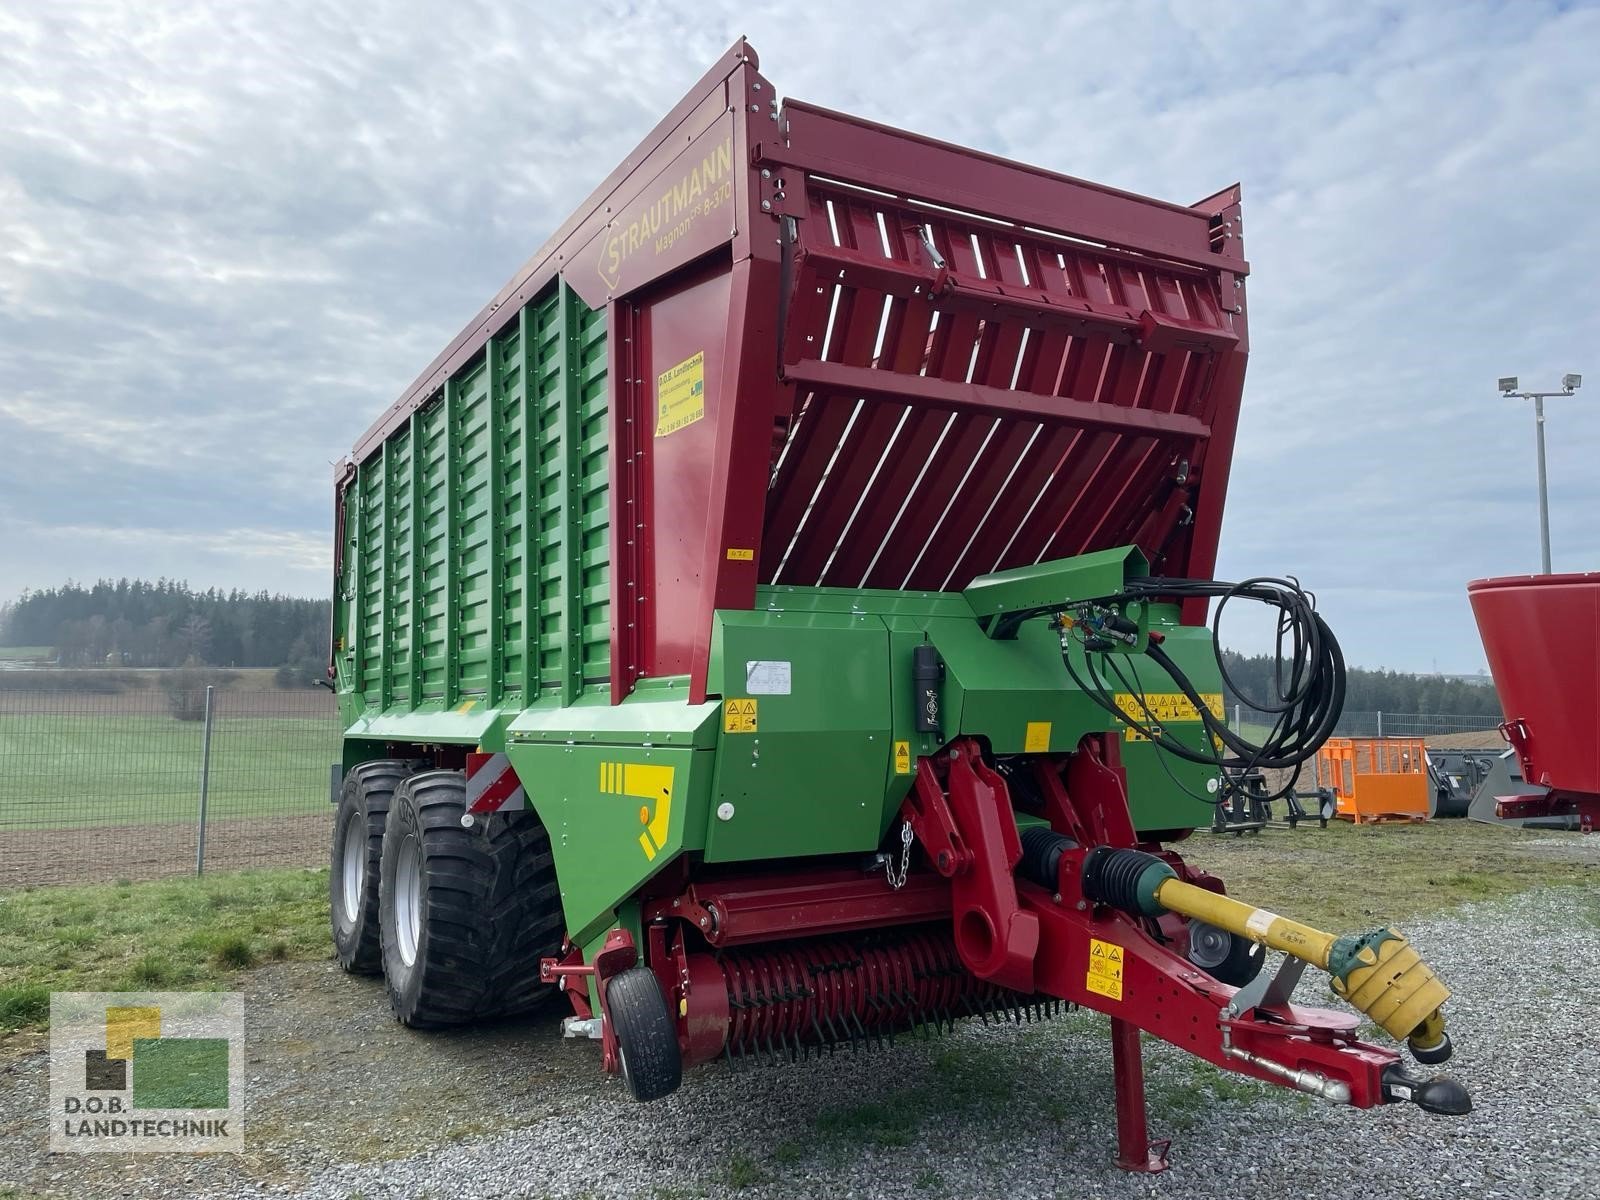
[339,815,365,924]
[1187,920,1231,970]
[394,834,423,967]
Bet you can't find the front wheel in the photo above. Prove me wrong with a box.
[379,770,564,1028]
[607,967,682,1102]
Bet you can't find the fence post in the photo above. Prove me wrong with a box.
[196,685,215,876]
[1376,710,1384,739]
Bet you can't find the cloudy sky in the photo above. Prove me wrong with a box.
[2,1,1596,671]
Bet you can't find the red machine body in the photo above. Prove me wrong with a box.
[1469,571,1600,829]
[354,39,1250,703]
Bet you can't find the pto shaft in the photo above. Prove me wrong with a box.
[1080,847,1453,1064]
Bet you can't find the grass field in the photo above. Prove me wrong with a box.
[0,713,338,830]
[0,818,1591,1039]
[0,646,53,661]
[0,867,330,1036]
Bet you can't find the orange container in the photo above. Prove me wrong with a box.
[1317,737,1430,823]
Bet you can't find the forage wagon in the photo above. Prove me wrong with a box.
[326,39,1468,1170]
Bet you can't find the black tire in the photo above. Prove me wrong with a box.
[1186,920,1265,987]
[379,769,564,1028]
[330,760,411,974]
[607,967,682,1102]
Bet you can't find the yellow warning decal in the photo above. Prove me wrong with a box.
[655,350,705,437]
[1086,938,1125,1001]
[1116,692,1222,741]
[726,548,755,561]
[723,698,758,733]
[893,740,912,775]
[1024,721,1051,753]
[1113,692,1223,725]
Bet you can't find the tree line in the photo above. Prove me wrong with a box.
[1219,650,1501,718]
[0,579,329,680]
[1,581,1501,715]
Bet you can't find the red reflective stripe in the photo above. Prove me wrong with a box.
[469,769,522,814]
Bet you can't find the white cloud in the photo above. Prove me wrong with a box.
[0,0,1596,671]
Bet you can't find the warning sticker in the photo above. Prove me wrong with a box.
[725,547,755,561]
[723,698,758,734]
[1024,721,1051,753]
[1117,692,1222,740]
[656,351,705,437]
[1113,692,1223,726]
[893,741,912,775]
[1086,938,1125,1001]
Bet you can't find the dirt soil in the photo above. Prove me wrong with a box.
[0,814,331,889]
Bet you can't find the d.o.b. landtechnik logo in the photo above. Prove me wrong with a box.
[49,991,244,1153]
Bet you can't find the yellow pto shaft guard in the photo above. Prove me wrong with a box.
[1079,847,1453,1063]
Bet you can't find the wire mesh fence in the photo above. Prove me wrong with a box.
[0,676,338,889]
[1228,704,1505,743]
[1332,710,1504,740]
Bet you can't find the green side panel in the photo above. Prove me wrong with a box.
[505,694,720,944]
[748,583,1220,836]
[705,611,892,862]
[1101,622,1223,833]
[962,545,1149,627]
[333,278,609,746]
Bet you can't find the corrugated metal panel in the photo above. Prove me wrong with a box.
[337,281,608,719]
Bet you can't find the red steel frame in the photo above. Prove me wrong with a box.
[608,734,1400,1174]
[337,39,1251,703]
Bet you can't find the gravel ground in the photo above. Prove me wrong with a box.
[4,882,1598,1200]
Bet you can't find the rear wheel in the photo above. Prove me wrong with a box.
[379,769,564,1028]
[330,760,411,974]
[607,967,682,1102]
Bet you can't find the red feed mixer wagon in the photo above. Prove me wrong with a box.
[326,39,1471,1174]
[1470,572,1600,830]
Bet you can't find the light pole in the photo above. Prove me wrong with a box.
[1496,373,1582,574]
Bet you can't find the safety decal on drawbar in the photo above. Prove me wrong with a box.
[1086,938,1125,1001]
[893,741,912,775]
[744,660,791,695]
[723,698,758,733]
[655,351,705,437]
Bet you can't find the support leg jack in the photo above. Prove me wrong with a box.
[1111,1016,1170,1173]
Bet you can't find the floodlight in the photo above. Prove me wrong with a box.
[1498,376,1518,394]
[1563,373,1582,391]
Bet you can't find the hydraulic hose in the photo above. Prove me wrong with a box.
[1056,576,1345,800]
